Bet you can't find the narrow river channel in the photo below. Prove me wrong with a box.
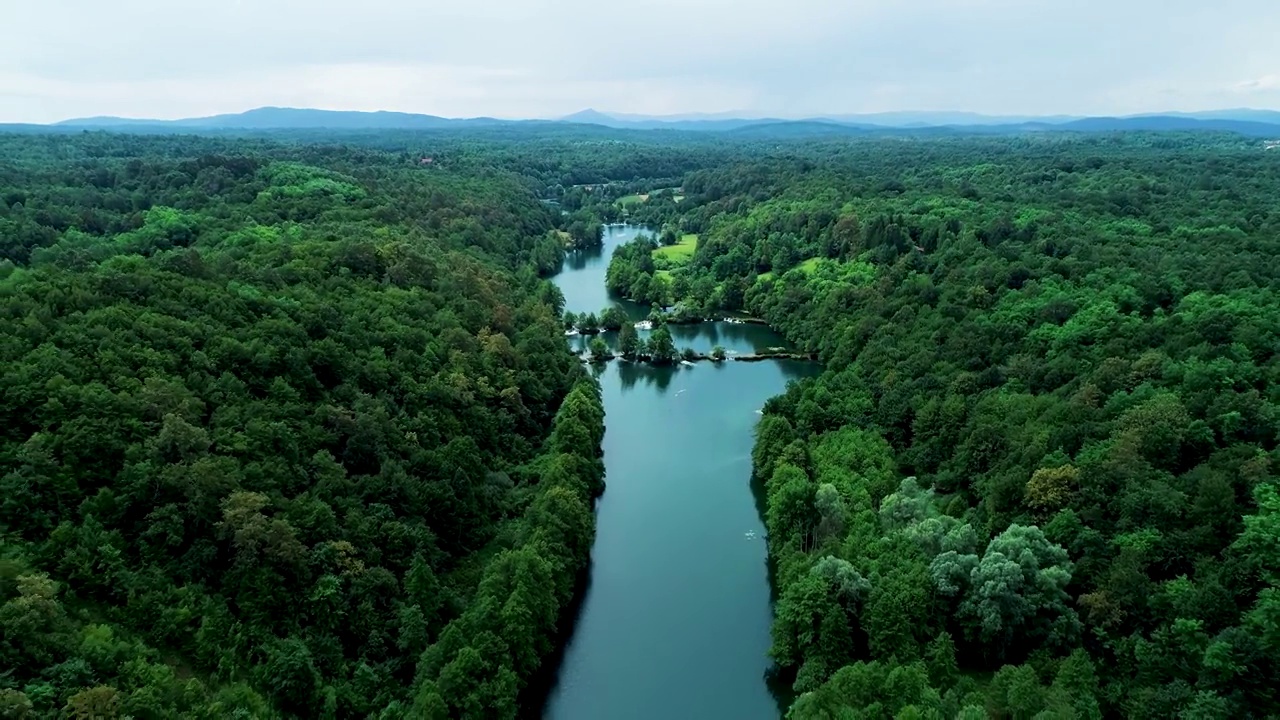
[541,225,818,719]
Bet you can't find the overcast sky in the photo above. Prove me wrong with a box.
[4,0,1279,122]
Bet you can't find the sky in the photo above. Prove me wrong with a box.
[4,0,1280,123]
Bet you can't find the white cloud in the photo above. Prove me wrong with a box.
[1235,75,1280,91]
[3,0,1279,122]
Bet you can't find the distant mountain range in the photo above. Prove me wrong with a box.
[55,106,511,130]
[27,106,1280,137]
[557,108,1280,134]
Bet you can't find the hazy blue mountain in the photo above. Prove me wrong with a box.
[815,111,1083,127]
[556,108,1280,131]
[43,106,1280,137]
[56,107,506,130]
[557,109,780,131]
[558,109,621,125]
[725,121,882,138]
[1150,109,1280,124]
[1053,116,1280,135]
[54,116,175,127]
[558,109,1083,128]
[1220,109,1280,123]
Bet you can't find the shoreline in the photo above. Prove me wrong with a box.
[565,315,773,337]
[572,349,817,365]
[567,317,814,366]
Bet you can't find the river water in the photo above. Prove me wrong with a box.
[541,226,817,719]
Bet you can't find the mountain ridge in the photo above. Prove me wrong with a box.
[42,106,1280,136]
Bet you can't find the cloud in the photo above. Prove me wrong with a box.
[1235,75,1280,91]
[3,0,1280,122]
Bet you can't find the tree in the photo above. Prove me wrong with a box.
[0,690,33,719]
[987,664,1045,719]
[770,570,856,690]
[65,686,121,720]
[766,464,816,549]
[711,345,726,362]
[648,326,677,365]
[810,555,871,603]
[787,661,941,718]
[956,525,1079,660]
[0,573,68,667]
[647,303,664,324]
[599,306,628,331]
[589,337,611,363]
[879,477,935,532]
[618,322,639,359]
[1025,465,1079,513]
[924,632,958,688]
[258,638,320,715]
[813,484,848,545]
[753,415,796,479]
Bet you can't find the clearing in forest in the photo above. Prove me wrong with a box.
[653,234,698,262]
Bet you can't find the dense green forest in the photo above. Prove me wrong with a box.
[0,133,603,718]
[605,133,1280,717]
[6,125,1280,719]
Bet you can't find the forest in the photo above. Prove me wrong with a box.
[604,133,1280,718]
[4,124,1280,719]
[0,133,603,718]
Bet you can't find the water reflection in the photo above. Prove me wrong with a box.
[564,244,604,271]
[613,361,679,393]
[542,360,821,720]
[573,322,795,357]
[557,225,656,317]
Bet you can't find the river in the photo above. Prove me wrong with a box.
[540,225,818,719]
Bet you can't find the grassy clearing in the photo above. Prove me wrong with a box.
[653,234,698,262]
[796,257,824,273]
[757,257,825,283]
[617,193,649,206]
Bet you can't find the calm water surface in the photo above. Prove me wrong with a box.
[556,224,652,321]
[541,226,818,720]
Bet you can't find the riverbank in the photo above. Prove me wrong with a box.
[565,314,771,337]
[574,349,816,365]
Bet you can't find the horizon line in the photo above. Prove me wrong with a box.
[16,104,1279,126]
